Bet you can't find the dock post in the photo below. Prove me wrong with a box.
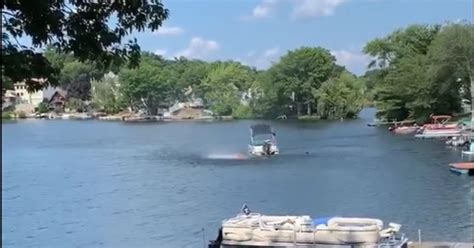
[418,229,422,244]
[202,228,205,248]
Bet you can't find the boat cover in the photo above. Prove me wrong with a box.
[250,124,274,137]
[312,217,333,226]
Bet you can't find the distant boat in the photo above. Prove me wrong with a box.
[420,115,460,133]
[446,136,469,147]
[208,204,408,248]
[248,124,279,156]
[123,116,159,122]
[449,162,474,175]
[461,142,474,156]
[388,120,418,134]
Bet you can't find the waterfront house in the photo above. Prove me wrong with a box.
[2,90,17,110]
[48,90,67,112]
[12,80,56,106]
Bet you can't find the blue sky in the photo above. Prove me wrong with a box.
[131,0,472,75]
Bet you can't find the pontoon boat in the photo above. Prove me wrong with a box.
[248,124,279,156]
[209,205,408,248]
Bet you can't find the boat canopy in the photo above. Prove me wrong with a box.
[430,115,451,123]
[250,124,275,137]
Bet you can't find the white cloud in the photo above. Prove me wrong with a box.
[291,0,345,19]
[242,47,282,69]
[175,37,220,59]
[263,47,280,57]
[331,49,371,75]
[154,49,168,56]
[243,0,279,20]
[155,26,184,36]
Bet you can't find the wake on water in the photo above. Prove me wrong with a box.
[205,153,249,160]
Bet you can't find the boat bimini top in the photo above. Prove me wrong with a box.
[250,124,276,146]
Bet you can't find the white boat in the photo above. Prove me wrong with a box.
[248,124,279,156]
[462,143,474,155]
[209,205,407,248]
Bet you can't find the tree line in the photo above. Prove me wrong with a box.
[362,22,474,123]
[40,47,365,119]
[3,0,471,122]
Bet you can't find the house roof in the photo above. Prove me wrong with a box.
[48,89,67,103]
[4,90,16,98]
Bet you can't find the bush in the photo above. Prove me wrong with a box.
[37,102,49,113]
[17,111,26,119]
[2,111,14,119]
[232,105,253,119]
[66,97,85,112]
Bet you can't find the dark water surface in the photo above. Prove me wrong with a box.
[2,109,473,247]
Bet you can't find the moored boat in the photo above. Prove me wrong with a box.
[449,162,474,175]
[420,115,460,134]
[209,205,407,248]
[446,136,469,147]
[392,126,418,134]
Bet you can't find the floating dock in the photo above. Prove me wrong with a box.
[408,242,474,248]
[414,133,461,139]
[415,131,474,139]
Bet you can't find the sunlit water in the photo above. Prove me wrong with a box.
[2,109,473,247]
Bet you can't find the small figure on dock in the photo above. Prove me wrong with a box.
[241,203,251,216]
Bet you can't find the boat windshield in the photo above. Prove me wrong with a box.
[252,135,274,146]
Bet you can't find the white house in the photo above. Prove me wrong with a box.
[12,81,56,106]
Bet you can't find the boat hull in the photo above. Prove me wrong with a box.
[393,127,418,134]
[248,145,279,156]
[449,163,474,175]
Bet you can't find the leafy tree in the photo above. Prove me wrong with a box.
[249,71,283,118]
[44,49,103,88]
[428,23,474,115]
[2,0,169,92]
[314,72,365,119]
[201,62,254,116]
[119,58,172,115]
[266,47,336,116]
[36,102,49,113]
[363,23,472,121]
[91,73,122,113]
[66,97,86,113]
[364,24,440,69]
[66,74,91,100]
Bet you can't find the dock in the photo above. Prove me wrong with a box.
[415,131,474,139]
[408,242,474,248]
[414,133,461,139]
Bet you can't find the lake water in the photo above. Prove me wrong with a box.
[2,109,473,247]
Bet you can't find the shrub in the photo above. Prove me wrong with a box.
[232,105,253,119]
[37,102,49,113]
[17,111,27,119]
[2,111,13,119]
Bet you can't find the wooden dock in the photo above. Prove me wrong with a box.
[408,242,474,248]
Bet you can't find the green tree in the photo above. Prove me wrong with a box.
[119,57,172,115]
[428,23,474,116]
[201,62,255,116]
[91,73,122,113]
[364,24,440,69]
[266,47,336,116]
[314,72,365,119]
[362,23,470,121]
[2,1,169,92]
[37,102,49,113]
[249,71,282,118]
[66,97,86,113]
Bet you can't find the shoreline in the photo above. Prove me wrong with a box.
[2,112,355,122]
